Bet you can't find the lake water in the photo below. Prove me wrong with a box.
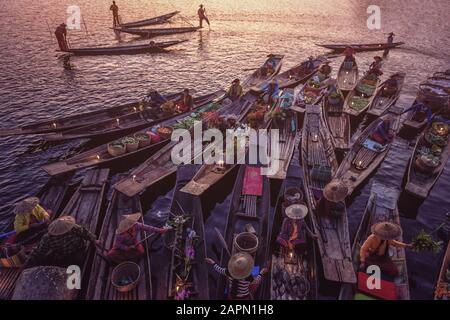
[0,0,449,299]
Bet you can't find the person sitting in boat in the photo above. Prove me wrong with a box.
[227,79,243,101]
[24,216,101,268]
[381,73,401,97]
[205,253,268,300]
[319,61,332,77]
[263,80,280,106]
[317,180,347,218]
[105,213,169,264]
[304,56,316,72]
[10,197,50,244]
[368,56,383,77]
[387,32,395,44]
[54,23,68,52]
[143,89,166,107]
[360,222,412,277]
[110,1,120,27]
[177,89,194,113]
[403,99,432,123]
[277,204,318,252]
[343,46,356,61]
[370,117,394,145]
[262,55,277,76]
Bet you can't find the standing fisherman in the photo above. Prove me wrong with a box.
[387,32,395,44]
[110,1,120,27]
[198,4,210,28]
[55,23,68,51]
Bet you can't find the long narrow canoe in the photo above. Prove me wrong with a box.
[405,121,450,199]
[301,104,356,284]
[114,95,255,197]
[216,165,271,299]
[343,73,381,117]
[426,76,450,89]
[242,54,284,90]
[316,42,405,53]
[251,56,324,92]
[335,106,403,195]
[65,40,187,56]
[367,72,405,117]
[323,87,351,150]
[114,26,201,38]
[43,90,225,141]
[120,11,180,28]
[56,168,109,298]
[337,58,359,91]
[291,71,330,114]
[339,182,410,300]
[161,165,209,300]
[269,154,318,300]
[85,191,152,300]
[0,175,74,299]
[435,241,450,300]
[0,92,182,137]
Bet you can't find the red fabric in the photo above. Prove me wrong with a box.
[242,167,263,196]
[106,243,145,264]
[357,272,397,300]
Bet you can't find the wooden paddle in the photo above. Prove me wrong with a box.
[214,227,231,257]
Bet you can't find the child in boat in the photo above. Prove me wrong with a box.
[205,253,268,300]
[317,180,347,218]
[277,204,318,252]
[105,213,169,264]
[359,222,412,277]
[227,79,243,101]
[177,89,194,113]
[11,197,50,244]
[24,216,100,268]
[371,117,394,145]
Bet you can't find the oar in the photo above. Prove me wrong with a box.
[82,16,90,38]
[214,227,231,257]
[45,20,56,45]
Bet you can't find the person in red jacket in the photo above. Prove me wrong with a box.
[55,23,68,51]
[198,4,210,28]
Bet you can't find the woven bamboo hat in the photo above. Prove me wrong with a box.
[371,222,402,240]
[116,212,141,234]
[48,216,76,236]
[323,180,348,203]
[285,204,308,220]
[228,252,254,280]
[14,197,40,215]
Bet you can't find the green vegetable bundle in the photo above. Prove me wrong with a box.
[349,96,369,110]
[411,230,442,253]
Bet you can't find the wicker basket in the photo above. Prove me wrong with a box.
[107,142,126,157]
[121,137,139,152]
[134,133,151,148]
[111,261,141,293]
[0,245,26,268]
[157,127,174,140]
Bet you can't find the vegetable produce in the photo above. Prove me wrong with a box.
[411,230,442,253]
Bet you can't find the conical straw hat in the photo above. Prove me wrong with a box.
[14,197,40,215]
[48,216,76,236]
[371,222,402,240]
[285,204,308,220]
[116,212,142,234]
[323,180,348,203]
[228,252,254,280]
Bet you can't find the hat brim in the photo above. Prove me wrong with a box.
[371,222,402,240]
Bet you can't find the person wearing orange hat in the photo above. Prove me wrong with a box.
[360,221,412,276]
[105,212,169,264]
[205,253,268,300]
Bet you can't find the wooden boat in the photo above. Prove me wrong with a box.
[43,90,225,141]
[55,168,109,298]
[157,165,209,300]
[343,72,381,117]
[335,106,403,195]
[433,71,450,80]
[403,99,434,132]
[291,72,330,114]
[120,11,180,28]
[114,26,201,38]
[435,241,450,300]
[0,91,185,137]
[367,72,405,117]
[114,94,256,197]
[241,54,284,90]
[337,57,359,91]
[267,89,299,179]
[216,165,271,299]
[316,42,405,53]
[41,92,226,176]
[301,104,356,283]
[84,191,152,300]
[251,56,324,92]
[323,87,351,150]
[65,40,187,56]
[426,76,450,89]
[269,155,318,300]
[405,121,450,199]
[0,175,74,299]
[339,182,410,300]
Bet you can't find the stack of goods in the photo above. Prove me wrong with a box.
[414,122,449,173]
[328,91,342,105]
[246,103,267,129]
[349,95,370,111]
[356,74,378,96]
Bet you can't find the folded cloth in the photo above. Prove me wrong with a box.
[362,138,386,152]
